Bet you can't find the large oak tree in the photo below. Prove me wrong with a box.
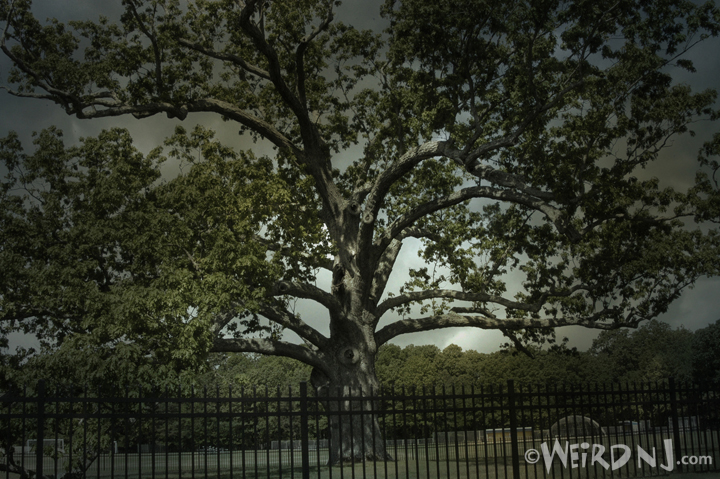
[2,0,720,462]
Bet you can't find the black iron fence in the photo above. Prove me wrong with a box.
[2,379,719,479]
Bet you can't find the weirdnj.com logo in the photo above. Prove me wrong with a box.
[524,439,714,472]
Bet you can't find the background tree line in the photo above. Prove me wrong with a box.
[6,318,717,392]
[203,318,720,389]
[178,317,720,389]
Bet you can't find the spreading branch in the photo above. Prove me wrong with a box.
[359,141,461,248]
[295,3,334,108]
[257,301,329,350]
[176,38,271,80]
[270,281,342,317]
[212,337,328,370]
[375,288,543,319]
[372,184,569,267]
[360,79,585,253]
[367,238,403,307]
[237,0,344,230]
[365,226,442,307]
[375,310,629,346]
[126,0,164,95]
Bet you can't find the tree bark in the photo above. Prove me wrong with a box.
[310,330,392,464]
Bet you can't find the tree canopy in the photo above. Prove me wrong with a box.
[2,1,720,449]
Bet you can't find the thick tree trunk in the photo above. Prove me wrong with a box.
[310,249,393,464]
[324,385,390,464]
[310,341,392,464]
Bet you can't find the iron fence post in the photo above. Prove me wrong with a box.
[669,378,683,472]
[300,381,310,479]
[36,380,45,479]
[507,380,520,479]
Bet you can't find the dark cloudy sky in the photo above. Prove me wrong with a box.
[1,0,719,356]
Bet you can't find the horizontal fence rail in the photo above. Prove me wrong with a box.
[1,379,718,479]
